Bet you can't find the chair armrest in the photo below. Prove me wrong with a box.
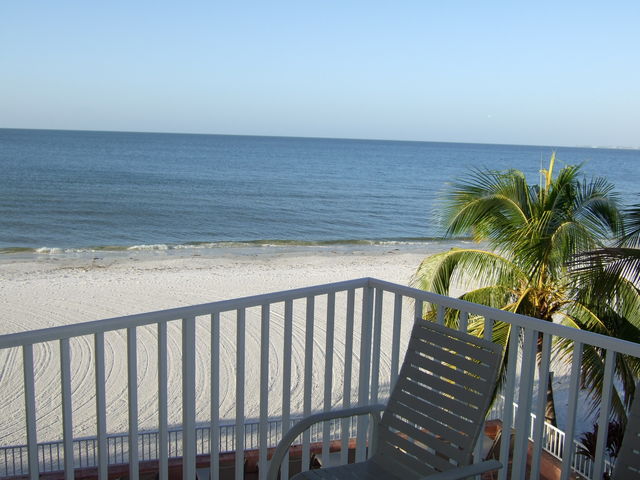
[266,404,386,480]
[417,459,502,480]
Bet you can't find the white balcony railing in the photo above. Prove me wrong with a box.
[0,278,638,480]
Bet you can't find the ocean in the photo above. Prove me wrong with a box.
[1,128,638,254]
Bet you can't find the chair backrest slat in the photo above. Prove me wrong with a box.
[373,320,502,478]
[412,324,498,365]
[410,348,491,392]
[404,363,486,407]
[384,413,470,464]
[392,386,470,445]
[379,428,455,472]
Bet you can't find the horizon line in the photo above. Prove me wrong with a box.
[1,126,638,151]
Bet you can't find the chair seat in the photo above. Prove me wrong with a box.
[292,459,405,480]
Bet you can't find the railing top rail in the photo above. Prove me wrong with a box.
[0,278,371,348]
[2,277,639,358]
[369,278,640,357]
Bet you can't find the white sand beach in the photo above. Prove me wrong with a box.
[0,245,431,445]
[0,243,590,448]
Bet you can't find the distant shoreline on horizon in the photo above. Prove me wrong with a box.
[2,127,639,151]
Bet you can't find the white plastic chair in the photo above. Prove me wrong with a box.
[267,320,503,480]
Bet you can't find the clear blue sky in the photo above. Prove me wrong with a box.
[1,1,639,147]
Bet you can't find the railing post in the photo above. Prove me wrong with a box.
[511,327,537,479]
[414,297,423,321]
[158,322,169,480]
[560,342,583,480]
[322,292,336,466]
[259,305,270,480]
[60,339,74,480]
[498,326,520,480]
[279,300,293,479]
[23,344,39,480]
[390,293,403,389]
[127,327,139,480]
[340,289,356,465]
[528,331,552,479]
[370,288,383,405]
[355,286,374,462]
[367,288,383,459]
[210,313,221,480]
[182,317,197,480]
[235,309,246,480]
[459,311,468,332]
[301,296,315,472]
[593,349,616,480]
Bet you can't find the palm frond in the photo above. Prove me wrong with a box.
[411,248,524,298]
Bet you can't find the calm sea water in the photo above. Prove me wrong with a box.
[1,129,638,253]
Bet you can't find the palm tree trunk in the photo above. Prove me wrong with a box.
[538,333,557,426]
[545,371,557,426]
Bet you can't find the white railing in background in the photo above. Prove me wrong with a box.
[1,397,614,479]
[0,417,359,477]
[490,397,615,479]
[0,278,638,480]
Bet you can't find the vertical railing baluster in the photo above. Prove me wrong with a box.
[483,316,493,340]
[158,322,168,480]
[235,308,246,480]
[511,327,537,479]
[370,289,383,405]
[182,317,196,480]
[210,313,221,480]
[127,327,139,480]
[390,293,402,389]
[560,342,583,480]
[472,317,494,476]
[340,290,355,465]
[23,344,38,480]
[280,300,293,479]
[459,311,468,332]
[497,326,520,480]
[322,293,336,466]
[94,333,108,480]
[592,349,616,480]
[60,339,74,480]
[436,304,445,325]
[355,286,373,462]
[530,332,552,480]
[414,297,423,321]
[259,305,270,480]
[368,288,384,460]
[301,296,315,472]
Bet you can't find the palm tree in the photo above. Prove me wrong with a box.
[569,201,640,420]
[411,154,628,424]
[572,201,640,295]
[576,420,624,480]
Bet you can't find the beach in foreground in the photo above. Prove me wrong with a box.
[0,242,587,447]
[0,244,432,335]
[0,244,435,445]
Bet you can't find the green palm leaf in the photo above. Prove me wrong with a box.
[413,155,636,425]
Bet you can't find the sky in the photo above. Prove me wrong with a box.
[1,1,639,147]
